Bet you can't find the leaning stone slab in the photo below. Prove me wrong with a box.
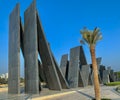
[99,65,106,82]
[88,64,102,85]
[107,67,111,74]
[109,69,115,82]
[51,51,69,89]
[78,65,90,87]
[68,46,88,88]
[20,16,42,92]
[37,12,62,90]
[103,70,110,83]
[24,0,39,94]
[8,3,20,94]
[79,46,87,65]
[60,54,68,78]
[96,57,102,65]
[68,46,80,88]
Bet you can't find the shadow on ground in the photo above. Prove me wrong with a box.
[77,91,94,99]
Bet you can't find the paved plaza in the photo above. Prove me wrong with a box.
[0,85,120,100]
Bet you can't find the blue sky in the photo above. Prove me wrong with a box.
[0,0,120,76]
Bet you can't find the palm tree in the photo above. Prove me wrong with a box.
[80,27,102,100]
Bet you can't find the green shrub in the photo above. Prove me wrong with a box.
[104,81,120,86]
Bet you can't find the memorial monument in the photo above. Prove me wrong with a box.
[8,0,68,94]
[8,0,116,95]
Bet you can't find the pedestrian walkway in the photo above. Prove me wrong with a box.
[0,86,120,100]
[33,86,120,100]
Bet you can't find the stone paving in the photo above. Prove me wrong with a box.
[33,86,120,100]
[0,85,120,100]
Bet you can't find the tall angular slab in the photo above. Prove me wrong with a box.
[109,70,115,82]
[38,60,46,82]
[8,4,20,94]
[24,0,39,94]
[89,71,102,85]
[114,73,119,81]
[60,54,68,78]
[96,57,102,65]
[79,65,89,87]
[51,51,69,89]
[68,46,80,88]
[20,17,42,92]
[37,13,62,90]
[103,70,110,83]
[107,67,111,73]
[99,65,105,81]
[80,46,87,65]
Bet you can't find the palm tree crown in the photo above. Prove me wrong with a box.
[80,27,102,47]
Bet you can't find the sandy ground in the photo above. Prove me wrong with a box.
[0,84,8,92]
[0,87,8,92]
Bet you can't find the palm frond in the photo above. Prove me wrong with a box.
[93,33,102,44]
[80,40,85,45]
[92,27,99,42]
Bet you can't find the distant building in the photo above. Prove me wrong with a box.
[0,74,5,78]
[5,73,8,80]
[0,73,8,80]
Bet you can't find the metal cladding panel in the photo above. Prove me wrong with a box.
[37,13,62,90]
[24,0,39,94]
[8,3,20,94]
[60,54,68,78]
[68,46,80,88]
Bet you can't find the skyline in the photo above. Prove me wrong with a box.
[0,0,120,76]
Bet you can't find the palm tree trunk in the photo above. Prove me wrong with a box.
[90,45,101,100]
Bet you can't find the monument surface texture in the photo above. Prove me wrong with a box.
[68,46,80,88]
[60,54,68,78]
[79,46,87,65]
[103,70,110,83]
[24,0,39,94]
[8,4,20,94]
[37,13,62,90]
[79,65,90,87]
[51,52,69,89]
